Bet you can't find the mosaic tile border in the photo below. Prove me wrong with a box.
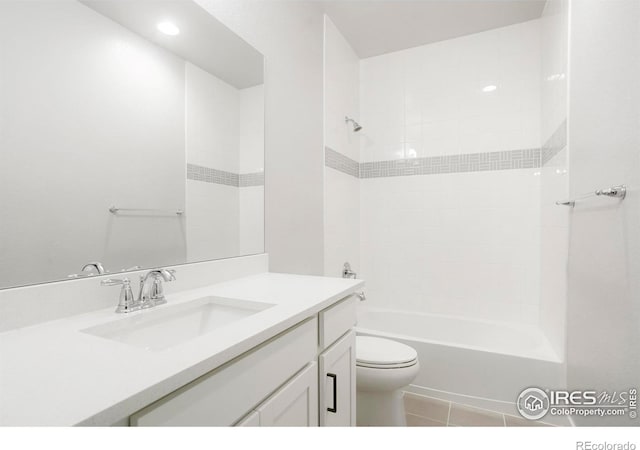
[187,163,264,187]
[239,171,265,187]
[360,148,541,178]
[541,120,567,166]
[325,146,542,179]
[325,146,360,178]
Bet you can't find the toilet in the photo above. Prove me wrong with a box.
[356,336,420,426]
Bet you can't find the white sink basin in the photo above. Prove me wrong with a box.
[81,297,275,351]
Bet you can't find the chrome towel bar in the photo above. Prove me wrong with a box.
[109,206,184,215]
[556,185,626,207]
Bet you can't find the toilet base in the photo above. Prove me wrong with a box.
[356,389,407,426]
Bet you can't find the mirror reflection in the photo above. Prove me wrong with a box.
[0,0,265,289]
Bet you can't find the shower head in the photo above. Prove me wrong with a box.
[345,116,362,132]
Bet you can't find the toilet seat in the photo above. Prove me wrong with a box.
[357,360,417,369]
[356,336,418,369]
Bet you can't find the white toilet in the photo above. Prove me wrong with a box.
[356,336,420,426]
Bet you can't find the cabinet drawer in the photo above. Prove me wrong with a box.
[318,295,357,349]
[130,317,318,426]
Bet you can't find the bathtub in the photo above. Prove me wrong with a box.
[356,306,565,415]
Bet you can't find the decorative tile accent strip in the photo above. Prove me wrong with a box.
[239,171,265,187]
[187,163,238,186]
[187,163,264,187]
[325,146,360,178]
[359,148,541,178]
[541,120,567,166]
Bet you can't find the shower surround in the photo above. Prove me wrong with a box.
[324,7,572,409]
[357,19,543,327]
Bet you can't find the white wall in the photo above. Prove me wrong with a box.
[361,171,540,324]
[196,0,325,275]
[324,17,361,165]
[239,85,265,256]
[323,16,360,277]
[539,0,570,361]
[0,0,186,286]
[565,0,640,426]
[358,21,542,326]
[359,20,541,163]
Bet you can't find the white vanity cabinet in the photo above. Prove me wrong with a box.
[130,317,318,426]
[129,295,358,427]
[319,331,356,426]
[237,362,318,426]
[318,296,357,426]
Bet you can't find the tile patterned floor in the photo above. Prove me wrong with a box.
[403,392,553,427]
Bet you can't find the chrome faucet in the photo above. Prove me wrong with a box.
[101,268,176,313]
[82,261,106,275]
[138,269,176,308]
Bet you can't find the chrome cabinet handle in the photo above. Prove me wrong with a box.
[327,373,337,413]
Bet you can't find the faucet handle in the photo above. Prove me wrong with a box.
[151,270,175,306]
[162,269,176,281]
[82,261,106,275]
[342,262,357,279]
[101,278,139,313]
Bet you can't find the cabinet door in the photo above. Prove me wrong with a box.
[319,330,356,426]
[256,362,318,426]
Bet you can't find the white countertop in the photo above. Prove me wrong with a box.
[0,272,363,426]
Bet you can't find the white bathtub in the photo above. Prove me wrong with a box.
[356,307,564,410]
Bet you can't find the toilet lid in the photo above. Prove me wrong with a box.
[356,336,418,368]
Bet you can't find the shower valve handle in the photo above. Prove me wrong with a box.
[342,262,357,279]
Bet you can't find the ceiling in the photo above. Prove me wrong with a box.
[81,0,264,89]
[320,0,547,58]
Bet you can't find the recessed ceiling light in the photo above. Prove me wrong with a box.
[482,85,497,93]
[157,21,180,36]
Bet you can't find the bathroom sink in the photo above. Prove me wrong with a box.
[81,297,275,351]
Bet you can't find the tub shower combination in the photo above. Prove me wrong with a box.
[356,306,563,416]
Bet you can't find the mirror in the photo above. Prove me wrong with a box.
[0,0,265,289]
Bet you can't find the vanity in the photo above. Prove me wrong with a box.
[0,256,363,426]
[129,286,357,427]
